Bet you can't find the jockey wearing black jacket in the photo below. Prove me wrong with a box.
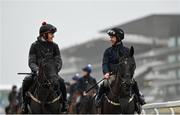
[95,28,146,110]
[77,64,98,95]
[21,22,67,113]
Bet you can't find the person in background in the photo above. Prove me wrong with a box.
[77,64,98,95]
[8,85,18,104]
[69,73,80,102]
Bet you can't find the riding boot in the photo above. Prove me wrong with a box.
[133,80,146,105]
[58,78,68,112]
[95,83,106,107]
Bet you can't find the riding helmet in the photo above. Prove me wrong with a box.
[107,27,124,40]
[39,22,57,35]
[82,64,92,74]
[72,73,80,81]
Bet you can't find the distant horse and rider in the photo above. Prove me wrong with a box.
[68,64,98,114]
[5,85,21,114]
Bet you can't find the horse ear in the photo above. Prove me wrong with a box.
[129,46,134,57]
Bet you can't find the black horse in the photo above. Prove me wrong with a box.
[26,57,63,113]
[101,46,137,114]
[78,85,97,114]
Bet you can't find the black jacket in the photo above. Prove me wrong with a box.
[77,75,98,93]
[102,42,131,74]
[28,37,62,73]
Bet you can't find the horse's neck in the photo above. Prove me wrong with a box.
[107,78,120,98]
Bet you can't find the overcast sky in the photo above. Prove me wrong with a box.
[0,0,180,85]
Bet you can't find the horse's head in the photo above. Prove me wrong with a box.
[41,57,58,76]
[38,57,60,90]
[114,46,136,97]
[118,46,136,78]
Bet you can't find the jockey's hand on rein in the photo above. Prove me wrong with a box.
[104,73,110,79]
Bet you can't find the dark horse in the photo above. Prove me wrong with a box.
[78,85,97,114]
[101,46,137,114]
[26,57,63,113]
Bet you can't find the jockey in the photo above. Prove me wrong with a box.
[95,28,146,108]
[21,22,67,113]
[8,85,18,105]
[76,64,98,113]
[77,64,98,95]
[69,73,80,103]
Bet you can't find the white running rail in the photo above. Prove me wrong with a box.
[142,100,180,114]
